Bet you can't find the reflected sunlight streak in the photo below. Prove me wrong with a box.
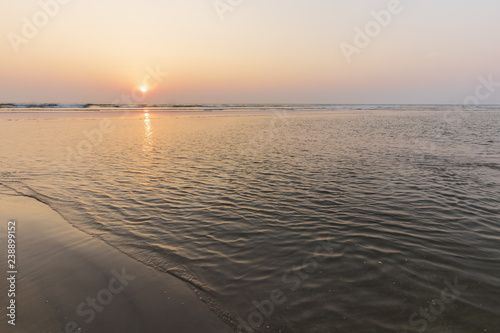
[143,111,153,152]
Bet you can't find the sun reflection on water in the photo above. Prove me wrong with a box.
[143,111,153,152]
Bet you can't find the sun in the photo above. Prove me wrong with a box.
[140,86,148,93]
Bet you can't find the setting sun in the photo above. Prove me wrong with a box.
[140,86,148,93]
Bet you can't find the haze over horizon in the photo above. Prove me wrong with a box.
[1,0,499,105]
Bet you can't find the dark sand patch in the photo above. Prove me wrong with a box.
[0,194,234,332]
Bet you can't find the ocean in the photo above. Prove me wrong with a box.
[1,104,499,332]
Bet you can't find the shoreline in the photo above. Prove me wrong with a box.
[0,194,234,332]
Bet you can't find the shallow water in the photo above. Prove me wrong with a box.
[1,105,499,332]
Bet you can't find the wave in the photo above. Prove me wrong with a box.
[0,178,239,330]
[2,103,499,112]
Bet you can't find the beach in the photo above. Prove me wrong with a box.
[0,193,233,332]
[0,106,499,332]
[2,0,500,331]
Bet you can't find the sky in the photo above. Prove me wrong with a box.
[1,0,499,104]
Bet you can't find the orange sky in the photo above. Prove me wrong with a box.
[1,0,499,104]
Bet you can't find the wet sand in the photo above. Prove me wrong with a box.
[0,194,234,332]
